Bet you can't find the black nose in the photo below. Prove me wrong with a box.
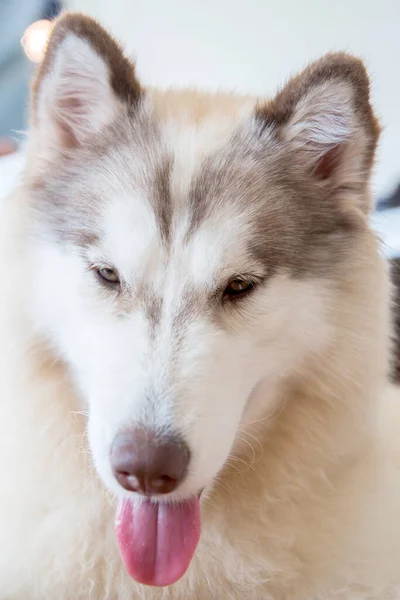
[110,427,190,495]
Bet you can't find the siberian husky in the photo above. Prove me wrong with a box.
[1,12,400,600]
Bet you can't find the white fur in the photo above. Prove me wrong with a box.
[101,193,161,282]
[285,82,353,150]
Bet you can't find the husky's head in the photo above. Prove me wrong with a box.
[25,13,379,585]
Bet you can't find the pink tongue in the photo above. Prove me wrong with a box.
[114,497,200,587]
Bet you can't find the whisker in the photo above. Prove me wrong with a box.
[241,414,271,427]
[237,430,264,465]
[235,435,256,467]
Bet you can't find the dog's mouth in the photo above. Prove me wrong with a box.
[114,492,201,587]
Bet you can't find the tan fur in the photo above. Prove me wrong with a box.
[1,13,400,600]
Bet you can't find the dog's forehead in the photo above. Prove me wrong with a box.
[100,105,269,283]
[101,179,257,289]
[96,105,321,292]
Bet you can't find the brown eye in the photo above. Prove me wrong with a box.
[96,266,120,285]
[223,278,255,301]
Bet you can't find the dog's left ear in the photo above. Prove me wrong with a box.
[256,53,380,214]
[30,13,142,150]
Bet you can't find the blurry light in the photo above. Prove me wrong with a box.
[21,20,52,63]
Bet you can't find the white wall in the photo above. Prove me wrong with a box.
[66,0,400,199]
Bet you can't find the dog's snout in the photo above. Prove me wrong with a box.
[110,427,190,495]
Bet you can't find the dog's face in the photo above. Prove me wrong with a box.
[26,15,378,501]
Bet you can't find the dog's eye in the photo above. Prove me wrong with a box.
[96,266,120,285]
[223,278,255,301]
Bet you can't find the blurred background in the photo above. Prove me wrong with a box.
[0,0,399,254]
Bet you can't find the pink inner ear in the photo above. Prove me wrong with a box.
[314,144,343,180]
[52,95,88,149]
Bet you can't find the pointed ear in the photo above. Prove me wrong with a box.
[256,53,380,213]
[30,13,142,149]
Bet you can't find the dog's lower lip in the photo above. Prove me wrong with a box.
[125,488,204,502]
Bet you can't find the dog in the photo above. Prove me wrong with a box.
[1,12,400,600]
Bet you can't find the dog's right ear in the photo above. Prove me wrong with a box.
[31,13,142,149]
